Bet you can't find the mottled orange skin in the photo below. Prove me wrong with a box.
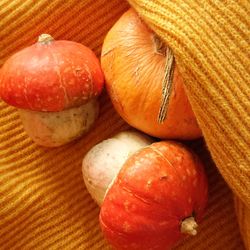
[100,141,208,250]
[0,38,104,111]
[101,9,202,140]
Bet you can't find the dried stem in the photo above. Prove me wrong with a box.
[157,46,175,123]
[181,217,198,236]
[38,34,54,44]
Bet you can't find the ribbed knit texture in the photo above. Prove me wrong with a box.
[235,195,250,250]
[0,0,248,249]
[127,0,250,248]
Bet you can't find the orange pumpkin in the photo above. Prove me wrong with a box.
[0,34,104,147]
[100,141,208,250]
[101,9,202,140]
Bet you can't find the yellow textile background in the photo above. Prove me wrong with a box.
[0,0,249,249]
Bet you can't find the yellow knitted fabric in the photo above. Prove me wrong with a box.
[127,0,250,248]
[0,0,249,249]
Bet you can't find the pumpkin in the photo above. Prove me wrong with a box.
[99,141,208,250]
[0,34,104,147]
[101,9,202,140]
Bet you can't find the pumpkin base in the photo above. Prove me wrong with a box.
[19,99,99,147]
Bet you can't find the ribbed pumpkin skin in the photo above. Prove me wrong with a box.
[0,39,104,112]
[101,9,202,140]
[100,141,208,250]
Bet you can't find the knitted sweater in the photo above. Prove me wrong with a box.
[127,0,250,248]
[0,0,249,249]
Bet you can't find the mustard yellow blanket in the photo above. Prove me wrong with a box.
[0,0,249,249]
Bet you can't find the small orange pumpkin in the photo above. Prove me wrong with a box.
[0,34,104,147]
[100,141,208,250]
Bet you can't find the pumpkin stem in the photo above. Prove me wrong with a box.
[154,35,167,56]
[38,34,54,44]
[180,216,198,236]
[157,45,175,123]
